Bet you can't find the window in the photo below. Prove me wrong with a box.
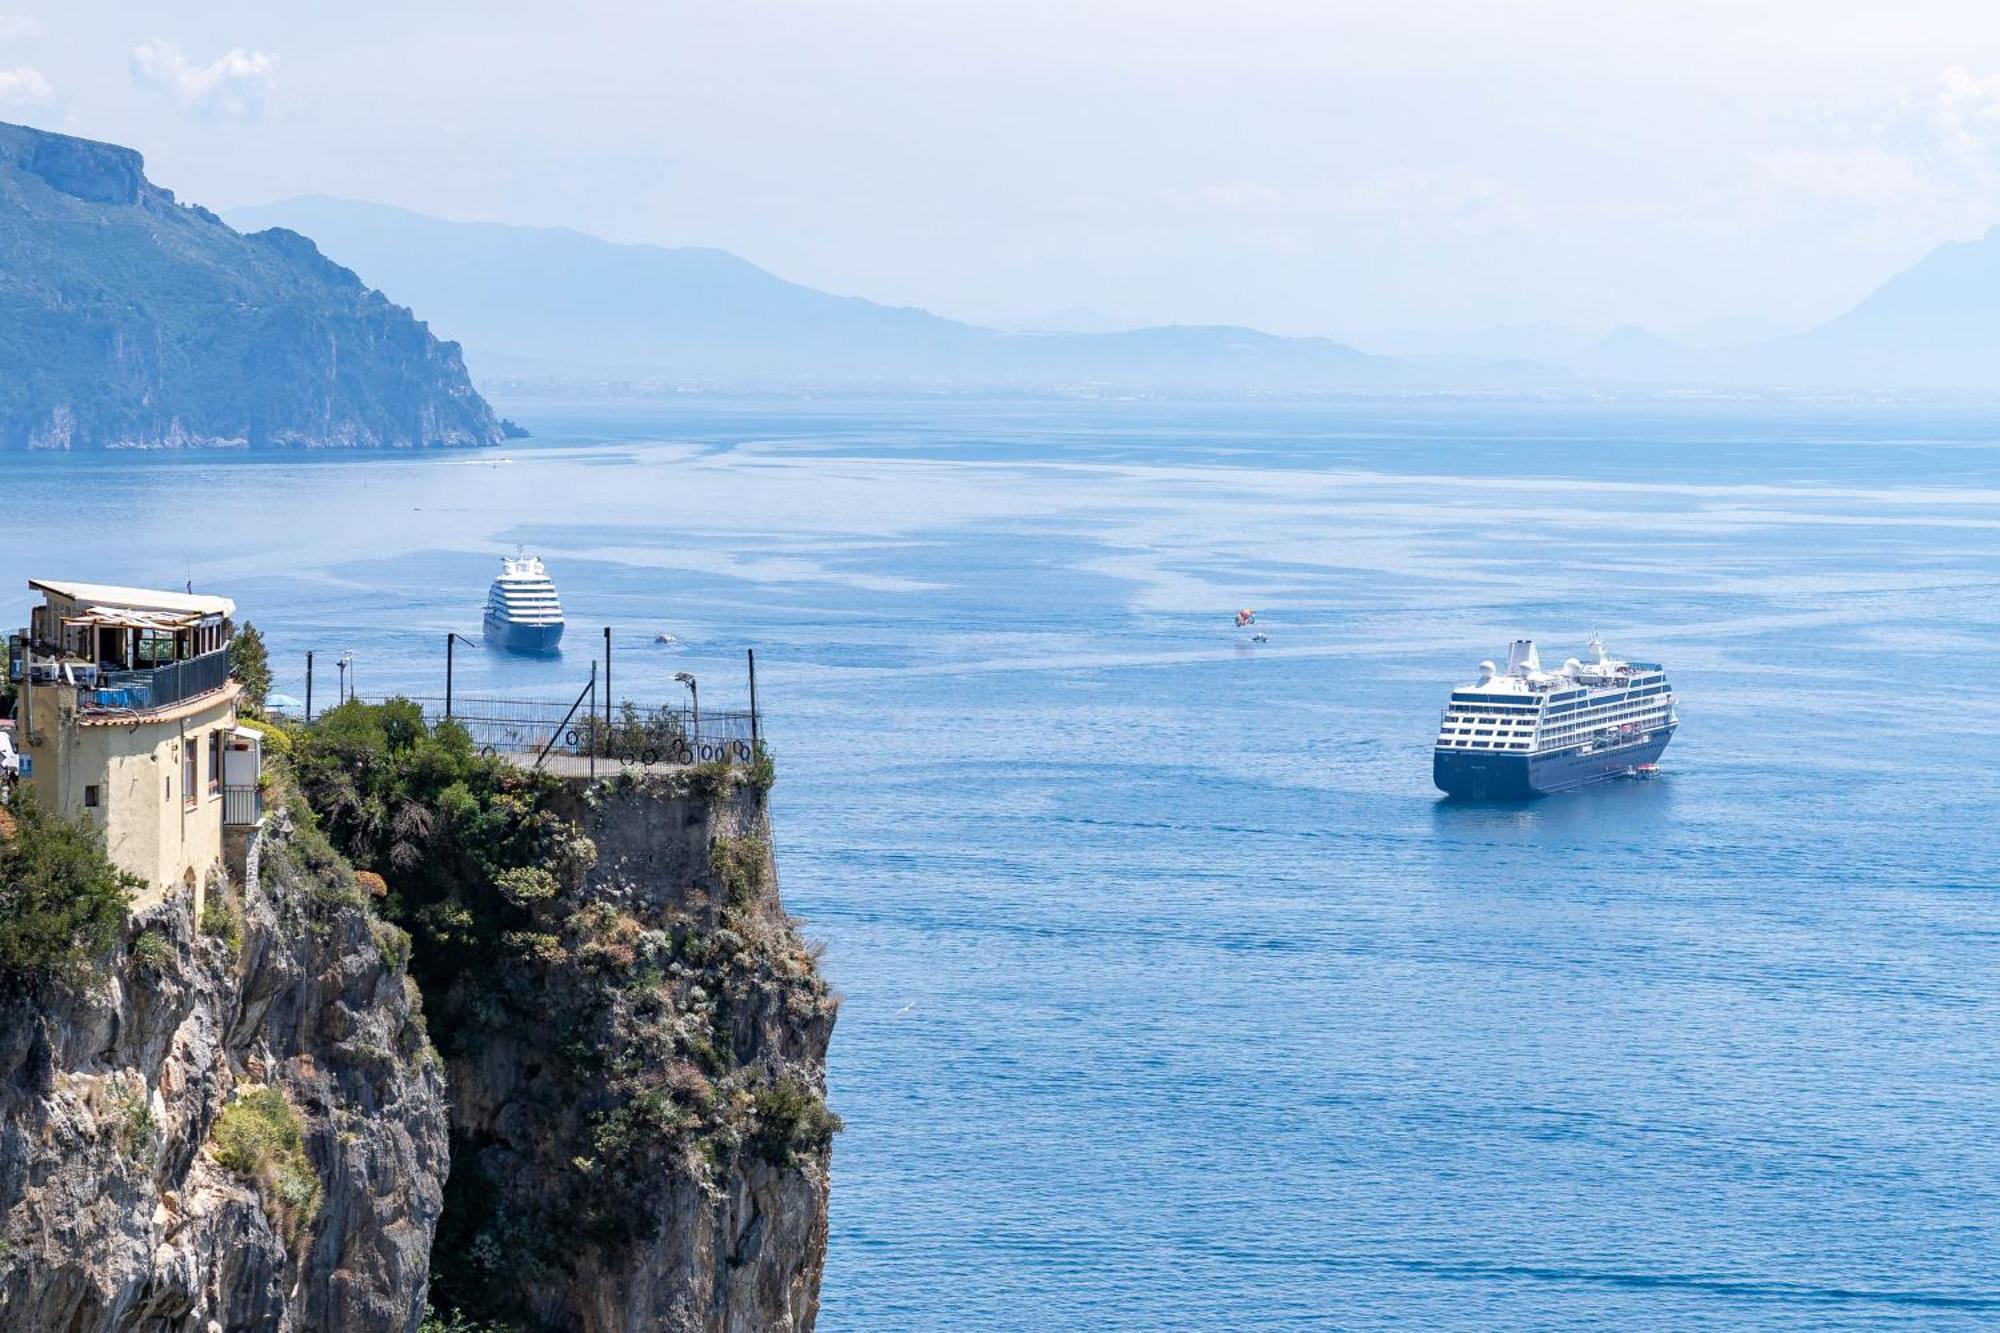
[84,785,99,808]
[208,731,222,794]
[182,743,196,808]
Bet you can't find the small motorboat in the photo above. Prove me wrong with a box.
[1250,632,1269,644]
[1629,763,1661,780]
[654,632,678,645]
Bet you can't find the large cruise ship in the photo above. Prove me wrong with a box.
[483,555,565,655]
[1433,638,1677,799]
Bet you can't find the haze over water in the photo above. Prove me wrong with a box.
[3,399,1996,1328]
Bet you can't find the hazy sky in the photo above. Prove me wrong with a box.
[10,2,2000,345]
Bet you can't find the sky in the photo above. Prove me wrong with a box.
[9,2,2000,348]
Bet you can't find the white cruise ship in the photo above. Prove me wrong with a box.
[483,556,565,655]
[1433,637,1676,798]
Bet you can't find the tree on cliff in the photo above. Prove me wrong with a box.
[229,623,272,715]
[0,788,139,989]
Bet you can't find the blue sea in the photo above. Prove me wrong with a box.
[4,399,1998,1329]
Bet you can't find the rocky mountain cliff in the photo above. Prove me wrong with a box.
[0,803,449,1329]
[430,771,838,1333]
[0,714,837,1333]
[0,122,502,450]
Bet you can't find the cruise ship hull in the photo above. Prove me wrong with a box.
[1434,726,1674,800]
[483,610,564,656]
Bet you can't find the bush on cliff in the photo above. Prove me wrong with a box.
[228,623,272,715]
[211,1086,322,1245]
[0,787,139,989]
[750,1072,843,1166]
[290,698,571,1001]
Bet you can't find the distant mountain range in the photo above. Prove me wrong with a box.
[1760,227,2000,387]
[7,111,1999,437]
[0,122,501,450]
[225,196,1424,393]
[231,196,2000,395]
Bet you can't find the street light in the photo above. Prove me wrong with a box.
[445,632,480,718]
[674,671,698,742]
[336,651,354,704]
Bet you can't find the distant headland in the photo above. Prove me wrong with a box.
[0,121,502,451]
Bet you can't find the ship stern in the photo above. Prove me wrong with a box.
[1432,748,1537,800]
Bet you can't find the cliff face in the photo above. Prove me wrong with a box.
[0,722,837,1333]
[0,121,503,451]
[429,770,838,1333]
[0,809,450,1330]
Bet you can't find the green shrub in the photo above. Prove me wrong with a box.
[749,1073,842,1166]
[685,1023,733,1077]
[128,929,173,973]
[0,788,139,988]
[500,930,568,967]
[235,714,293,759]
[591,1087,692,1164]
[686,760,734,802]
[290,698,576,1000]
[371,920,412,974]
[211,1086,321,1244]
[199,897,243,954]
[420,1308,521,1333]
[745,743,776,791]
[582,700,687,761]
[229,623,273,715]
[109,1076,158,1167]
[494,866,557,908]
[708,837,768,909]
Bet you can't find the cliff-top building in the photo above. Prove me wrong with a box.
[9,579,262,909]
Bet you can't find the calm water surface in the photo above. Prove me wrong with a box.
[4,399,1998,1329]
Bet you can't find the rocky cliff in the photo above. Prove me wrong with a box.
[0,713,835,1333]
[426,768,839,1333]
[0,804,450,1329]
[0,121,502,451]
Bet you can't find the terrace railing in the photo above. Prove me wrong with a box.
[222,783,263,828]
[370,695,759,769]
[89,648,233,714]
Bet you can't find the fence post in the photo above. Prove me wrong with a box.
[589,661,597,781]
[535,663,597,773]
[603,626,612,738]
[305,651,313,722]
[747,648,759,748]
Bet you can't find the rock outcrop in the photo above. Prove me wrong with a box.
[0,120,503,451]
[428,768,838,1333]
[0,809,450,1330]
[0,733,836,1333]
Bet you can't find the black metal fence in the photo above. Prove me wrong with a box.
[357,694,759,769]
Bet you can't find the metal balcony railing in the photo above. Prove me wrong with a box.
[90,648,233,714]
[222,784,262,828]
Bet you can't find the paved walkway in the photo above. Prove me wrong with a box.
[496,750,707,779]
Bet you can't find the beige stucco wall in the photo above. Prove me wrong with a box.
[19,682,241,910]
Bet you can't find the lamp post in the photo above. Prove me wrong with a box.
[337,651,353,705]
[445,632,479,718]
[674,671,698,743]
